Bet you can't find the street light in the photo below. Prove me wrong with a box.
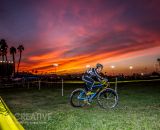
[110,65,115,76]
[111,65,115,69]
[129,66,133,70]
[129,66,133,75]
[53,63,59,67]
[86,64,90,68]
[53,63,59,74]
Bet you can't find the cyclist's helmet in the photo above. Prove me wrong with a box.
[96,63,103,69]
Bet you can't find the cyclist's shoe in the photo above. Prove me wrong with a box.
[84,99,91,105]
[86,91,94,96]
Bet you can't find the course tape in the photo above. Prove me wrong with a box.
[62,78,160,84]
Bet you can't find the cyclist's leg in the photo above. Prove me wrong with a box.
[82,76,95,105]
[82,76,94,94]
[84,83,89,92]
[82,76,93,90]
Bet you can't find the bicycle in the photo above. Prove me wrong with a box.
[70,79,118,109]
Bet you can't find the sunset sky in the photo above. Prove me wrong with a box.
[0,0,160,74]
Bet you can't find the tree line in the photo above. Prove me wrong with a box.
[0,39,24,75]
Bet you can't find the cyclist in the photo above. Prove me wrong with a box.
[82,63,106,96]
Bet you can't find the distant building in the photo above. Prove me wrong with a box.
[0,61,14,77]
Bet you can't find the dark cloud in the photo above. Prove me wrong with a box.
[117,0,160,34]
[26,48,55,57]
[63,29,159,58]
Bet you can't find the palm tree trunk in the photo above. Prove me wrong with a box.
[13,54,15,75]
[17,52,21,74]
[2,55,4,61]
[5,54,8,61]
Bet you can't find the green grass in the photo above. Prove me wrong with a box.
[0,81,160,130]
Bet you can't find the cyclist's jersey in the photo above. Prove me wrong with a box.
[83,68,103,82]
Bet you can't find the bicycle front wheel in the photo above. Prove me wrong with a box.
[70,88,86,107]
[97,88,118,109]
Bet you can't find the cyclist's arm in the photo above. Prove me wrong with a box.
[97,73,109,83]
[93,68,104,81]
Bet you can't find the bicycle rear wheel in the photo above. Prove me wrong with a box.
[70,88,86,107]
[97,88,118,109]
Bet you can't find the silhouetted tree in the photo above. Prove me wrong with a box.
[10,46,17,75]
[0,39,8,61]
[0,42,2,60]
[17,45,24,74]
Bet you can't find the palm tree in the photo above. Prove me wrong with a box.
[0,40,2,60]
[10,46,16,75]
[157,58,160,71]
[0,39,8,61]
[17,45,24,74]
[0,42,2,60]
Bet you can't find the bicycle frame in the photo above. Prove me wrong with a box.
[78,82,109,102]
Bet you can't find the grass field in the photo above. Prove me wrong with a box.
[0,81,160,130]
